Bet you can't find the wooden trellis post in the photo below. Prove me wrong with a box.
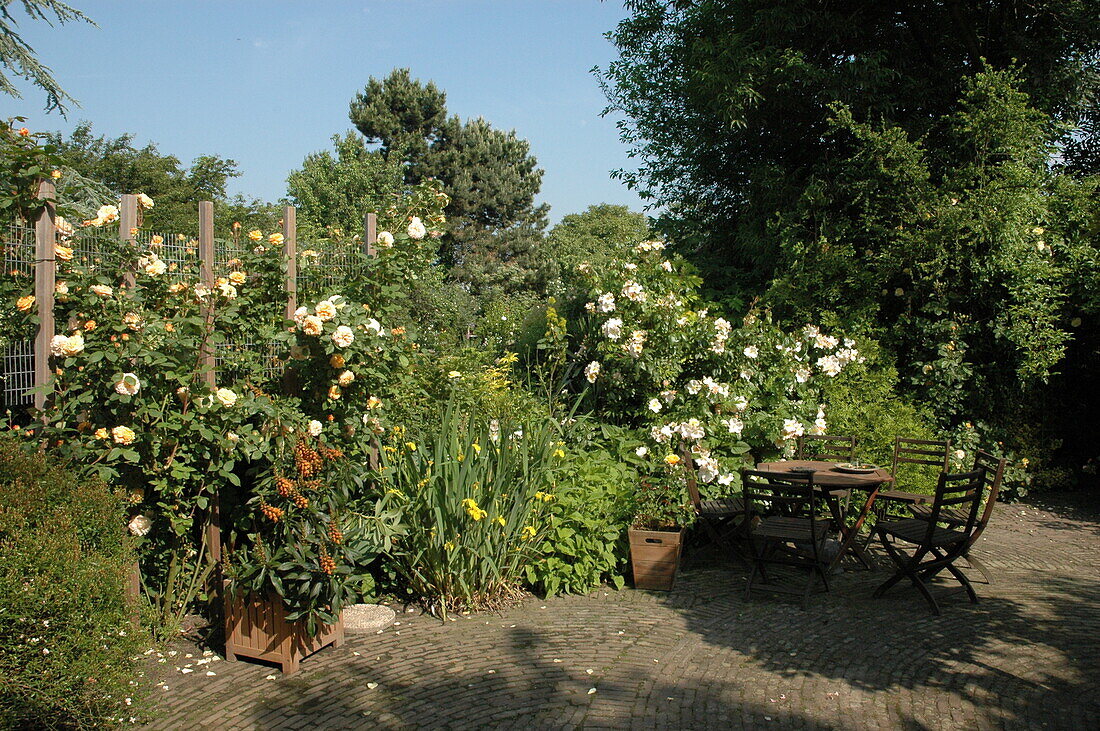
[32,181,57,412]
[119,194,139,287]
[363,212,377,257]
[283,206,297,320]
[197,201,221,565]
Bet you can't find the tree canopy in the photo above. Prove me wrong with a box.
[0,0,94,113]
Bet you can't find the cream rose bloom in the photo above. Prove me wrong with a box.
[407,217,427,240]
[302,315,324,336]
[114,373,141,396]
[136,193,154,210]
[51,334,84,357]
[128,514,152,536]
[338,370,355,386]
[97,204,120,223]
[112,426,137,445]
[584,361,601,383]
[144,257,167,277]
[377,231,395,248]
[309,419,323,437]
[215,388,238,407]
[228,270,247,285]
[293,306,308,327]
[91,284,113,297]
[332,325,355,348]
[315,300,337,321]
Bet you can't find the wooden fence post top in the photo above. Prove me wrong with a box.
[283,206,297,321]
[364,212,377,257]
[33,180,58,412]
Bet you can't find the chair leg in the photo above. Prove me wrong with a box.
[943,558,979,604]
[962,551,994,585]
[745,539,765,600]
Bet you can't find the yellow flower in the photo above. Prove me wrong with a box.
[665,454,681,465]
[228,270,246,285]
[94,427,108,440]
[461,498,486,521]
[54,244,73,262]
[111,426,136,445]
[50,169,62,180]
[553,448,565,458]
[151,235,164,246]
[268,232,284,246]
[338,370,355,386]
[366,395,382,410]
[16,295,34,312]
[521,525,537,541]
[247,230,263,242]
[534,491,554,503]
[444,540,456,551]
[447,370,462,379]
[330,354,345,368]
[457,452,465,462]
[328,385,342,400]
[404,441,416,451]
[494,515,505,527]
[471,442,481,454]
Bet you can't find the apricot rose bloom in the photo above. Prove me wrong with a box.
[315,300,337,321]
[55,244,74,261]
[91,284,113,297]
[248,230,263,242]
[338,370,355,386]
[137,193,154,209]
[111,426,137,445]
[268,233,284,245]
[228,271,247,285]
[332,325,355,348]
[16,295,34,312]
[97,205,120,223]
[302,315,324,336]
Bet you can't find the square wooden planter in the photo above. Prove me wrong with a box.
[225,591,344,675]
[629,527,686,591]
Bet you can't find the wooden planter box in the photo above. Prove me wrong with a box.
[629,527,685,591]
[225,591,344,675]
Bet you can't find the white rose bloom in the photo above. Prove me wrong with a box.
[836,347,860,365]
[50,335,68,356]
[816,355,842,377]
[584,301,596,313]
[97,204,120,223]
[114,373,141,396]
[143,256,166,277]
[743,345,759,359]
[621,281,646,302]
[804,324,820,340]
[955,449,966,460]
[596,292,616,313]
[377,231,395,247]
[584,361,601,383]
[648,398,662,413]
[723,417,745,436]
[623,262,637,271]
[733,395,749,411]
[90,284,114,297]
[717,473,736,486]
[696,455,720,484]
[843,338,856,348]
[215,388,238,407]
[814,333,839,349]
[659,389,677,404]
[293,307,308,327]
[740,369,753,381]
[678,418,705,440]
[781,419,805,440]
[686,380,702,395]
[635,446,648,458]
[309,419,323,437]
[366,318,383,335]
[650,424,673,444]
[661,260,673,272]
[128,514,152,537]
[601,318,623,340]
[795,367,812,383]
[218,282,237,299]
[714,318,732,335]
[136,193,154,209]
[407,217,427,240]
[332,325,355,348]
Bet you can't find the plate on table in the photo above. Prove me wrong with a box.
[833,462,879,474]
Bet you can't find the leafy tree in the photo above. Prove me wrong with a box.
[0,0,94,114]
[286,131,402,236]
[46,123,277,235]
[544,204,652,283]
[349,68,549,294]
[599,0,1100,288]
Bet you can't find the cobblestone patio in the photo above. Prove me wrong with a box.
[148,495,1100,729]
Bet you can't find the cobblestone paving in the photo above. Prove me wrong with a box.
[148,497,1100,729]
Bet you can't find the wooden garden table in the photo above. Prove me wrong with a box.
[755,460,894,570]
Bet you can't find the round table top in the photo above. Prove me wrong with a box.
[755,460,894,488]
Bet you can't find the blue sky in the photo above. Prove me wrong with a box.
[7,0,645,224]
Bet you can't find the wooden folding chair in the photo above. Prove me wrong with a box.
[741,469,833,608]
[872,469,985,614]
[909,450,1005,584]
[681,448,748,565]
[878,437,951,508]
[796,434,856,462]
[797,434,857,528]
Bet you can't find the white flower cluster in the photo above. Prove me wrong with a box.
[49,332,85,357]
[711,317,732,354]
[622,329,646,358]
[621,281,646,303]
[636,239,666,253]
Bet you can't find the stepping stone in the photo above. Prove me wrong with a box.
[343,604,396,632]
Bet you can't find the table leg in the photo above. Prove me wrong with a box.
[832,486,880,571]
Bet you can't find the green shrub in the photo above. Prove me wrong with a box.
[526,432,638,596]
[0,437,146,728]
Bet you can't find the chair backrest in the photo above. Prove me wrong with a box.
[919,469,985,545]
[796,434,856,462]
[891,437,951,476]
[740,469,824,542]
[968,450,1006,543]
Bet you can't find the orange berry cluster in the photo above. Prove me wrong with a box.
[319,445,344,461]
[319,552,336,575]
[275,474,310,509]
[327,518,344,545]
[260,501,284,522]
[295,441,323,478]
